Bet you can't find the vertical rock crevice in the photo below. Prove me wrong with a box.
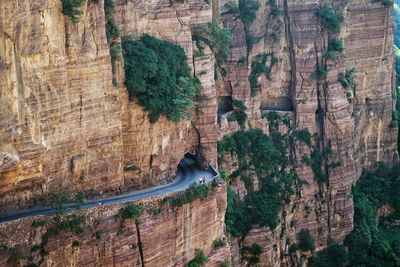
[135,220,145,267]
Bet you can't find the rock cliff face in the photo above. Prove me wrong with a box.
[217,0,398,265]
[0,0,217,213]
[0,0,398,266]
[0,187,229,267]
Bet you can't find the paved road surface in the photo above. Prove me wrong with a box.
[0,157,216,223]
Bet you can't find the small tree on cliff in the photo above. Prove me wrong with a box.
[60,0,86,22]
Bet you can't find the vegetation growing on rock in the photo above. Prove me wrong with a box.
[308,239,347,267]
[60,0,85,22]
[227,100,248,128]
[249,53,278,88]
[118,203,142,219]
[186,249,208,267]
[122,35,201,122]
[164,183,211,208]
[316,6,343,33]
[104,0,122,86]
[240,243,262,265]
[238,0,260,25]
[220,114,301,237]
[344,166,400,266]
[192,20,234,78]
[298,229,315,252]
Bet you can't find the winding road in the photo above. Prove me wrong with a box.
[0,157,217,224]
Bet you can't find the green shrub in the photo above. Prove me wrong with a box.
[122,35,201,122]
[249,53,278,87]
[239,0,260,25]
[186,249,208,267]
[8,247,24,263]
[377,0,392,6]
[59,214,86,234]
[289,243,299,254]
[95,230,102,239]
[345,68,357,89]
[308,242,348,267]
[298,229,315,252]
[213,237,227,248]
[294,129,312,147]
[52,192,70,211]
[52,192,85,212]
[218,129,281,176]
[311,64,327,80]
[221,123,299,237]
[302,149,326,183]
[210,20,234,65]
[165,183,211,208]
[325,51,337,61]
[118,203,142,219]
[229,100,248,128]
[32,220,47,228]
[60,0,85,22]
[105,0,121,43]
[245,32,262,53]
[329,38,344,53]
[338,72,349,88]
[219,260,232,267]
[225,176,296,236]
[338,68,356,90]
[267,0,283,18]
[316,6,343,33]
[31,244,42,253]
[344,166,400,266]
[224,2,240,15]
[104,0,121,86]
[106,18,121,43]
[192,21,233,66]
[219,169,229,181]
[72,240,80,247]
[241,243,262,265]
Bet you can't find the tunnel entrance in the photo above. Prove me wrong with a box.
[217,96,233,115]
[184,151,196,159]
[178,152,198,171]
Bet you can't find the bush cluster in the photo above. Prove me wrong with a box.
[240,243,262,265]
[52,192,85,212]
[316,6,343,33]
[338,68,357,90]
[249,53,278,87]
[308,241,348,267]
[60,0,85,22]
[345,166,400,266]
[378,0,392,6]
[164,183,211,208]
[238,0,260,25]
[267,0,283,18]
[192,20,233,67]
[118,203,142,219]
[298,229,315,252]
[220,125,299,236]
[227,100,248,128]
[328,38,344,53]
[213,237,227,248]
[186,249,208,267]
[122,35,201,122]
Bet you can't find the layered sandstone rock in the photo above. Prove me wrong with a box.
[0,0,216,213]
[0,0,398,266]
[217,0,398,265]
[0,186,229,267]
